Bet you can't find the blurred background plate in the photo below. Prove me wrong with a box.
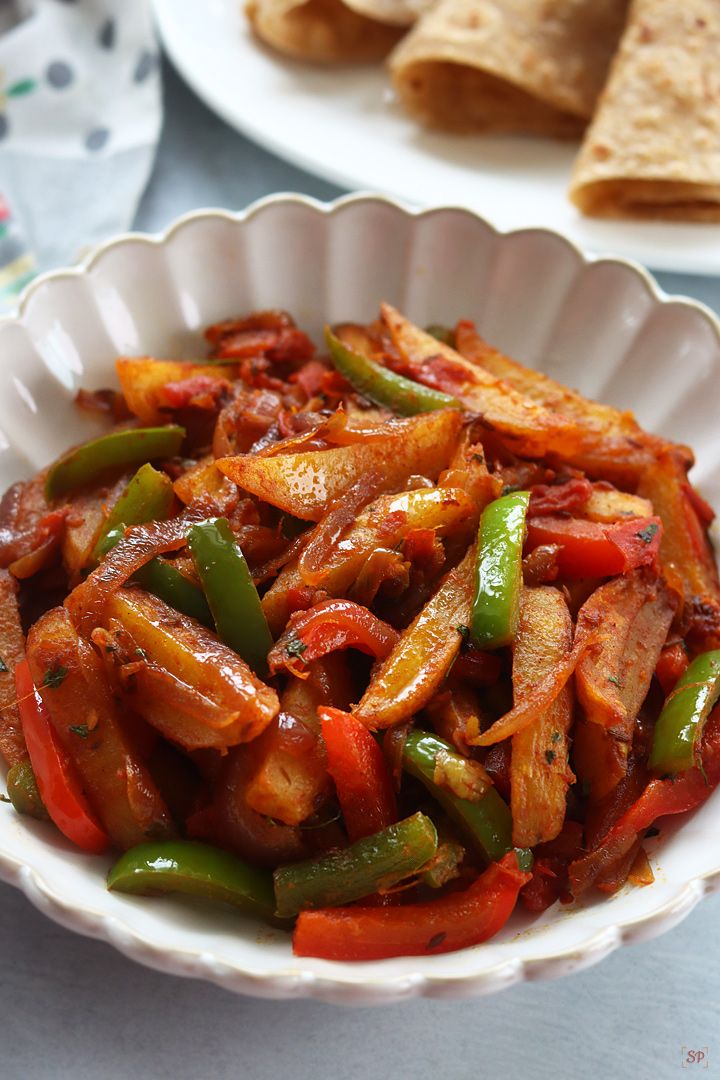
[152,0,720,276]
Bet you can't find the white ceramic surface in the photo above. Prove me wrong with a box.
[151,0,720,276]
[1,195,720,1004]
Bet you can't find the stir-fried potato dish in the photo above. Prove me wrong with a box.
[2,304,719,960]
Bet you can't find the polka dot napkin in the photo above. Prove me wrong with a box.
[0,0,162,307]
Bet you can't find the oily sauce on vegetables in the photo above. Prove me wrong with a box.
[2,304,720,961]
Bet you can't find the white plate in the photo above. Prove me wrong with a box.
[152,0,720,277]
[1,195,720,1004]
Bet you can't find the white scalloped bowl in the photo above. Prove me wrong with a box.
[1,195,720,1005]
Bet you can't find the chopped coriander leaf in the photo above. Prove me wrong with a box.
[43,665,68,690]
[635,522,659,544]
[608,675,621,687]
[551,731,561,743]
[70,725,91,739]
[455,624,469,638]
[0,655,7,673]
[134,648,148,660]
[285,633,308,662]
[545,750,556,764]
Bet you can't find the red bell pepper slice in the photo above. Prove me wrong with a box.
[292,850,530,960]
[569,711,720,894]
[268,599,400,678]
[606,517,663,574]
[15,659,110,854]
[319,707,397,842]
[655,642,690,695]
[525,515,663,578]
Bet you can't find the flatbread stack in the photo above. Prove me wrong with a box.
[569,0,720,220]
[388,0,629,136]
[245,0,720,221]
[245,0,405,63]
[343,0,437,27]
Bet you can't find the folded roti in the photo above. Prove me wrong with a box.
[342,0,436,27]
[246,0,404,63]
[569,0,720,220]
[388,0,630,135]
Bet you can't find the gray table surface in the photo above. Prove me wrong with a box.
[3,57,720,1080]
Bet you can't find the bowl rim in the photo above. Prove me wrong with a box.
[6,192,720,348]
[2,192,720,1004]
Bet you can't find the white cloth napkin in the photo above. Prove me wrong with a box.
[0,0,162,306]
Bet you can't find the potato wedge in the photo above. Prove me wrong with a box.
[637,451,720,643]
[99,586,279,750]
[27,606,175,849]
[173,457,238,514]
[581,487,653,524]
[61,473,132,582]
[510,586,575,848]
[576,570,678,733]
[353,544,475,729]
[197,743,310,868]
[455,319,688,486]
[380,303,581,459]
[243,666,347,826]
[455,319,639,437]
[116,357,236,425]
[216,408,464,521]
[573,571,677,799]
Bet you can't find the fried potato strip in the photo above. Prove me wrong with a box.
[510,586,575,848]
[353,544,476,729]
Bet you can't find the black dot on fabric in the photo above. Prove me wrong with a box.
[0,115,8,140]
[85,127,110,152]
[46,61,73,89]
[133,50,157,84]
[99,18,116,49]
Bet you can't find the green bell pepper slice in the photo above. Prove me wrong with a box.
[425,324,456,348]
[6,761,50,821]
[133,559,214,629]
[86,462,213,627]
[187,517,273,675]
[91,463,175,564]
[649,650,720,775]
[273,811,438,919]
[401,730,532,871]
[470,490,530,651]
[107,840,284,927]
[45,425,185,501]
[325,327,460,416]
